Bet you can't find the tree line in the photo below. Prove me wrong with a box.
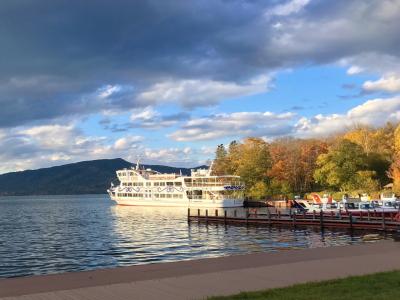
[212,122,400,199]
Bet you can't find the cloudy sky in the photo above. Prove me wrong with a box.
[1,0,400,173]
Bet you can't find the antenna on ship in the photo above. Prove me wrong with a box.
[207,160,214,176]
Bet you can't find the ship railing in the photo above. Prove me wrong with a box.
[185,183,242,187]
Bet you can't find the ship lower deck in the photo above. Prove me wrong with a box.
[110,196,243,208]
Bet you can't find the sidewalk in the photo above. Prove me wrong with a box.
[1,241,399,300]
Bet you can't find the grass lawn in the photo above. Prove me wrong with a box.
[209,271,400,300]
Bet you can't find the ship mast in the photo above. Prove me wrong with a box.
[207,160,214,176]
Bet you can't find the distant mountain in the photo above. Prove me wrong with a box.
[0,158,207,196]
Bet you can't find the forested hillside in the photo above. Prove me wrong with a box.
[0,159,201,196]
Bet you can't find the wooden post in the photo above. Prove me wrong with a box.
[359,211,363,221]
[246,208,249,225]
[320,210,324,230]
[188,208,190,223]
[267,208,271,225]
[367,210,371,221]
[382,213,386,231]
[205,209,208,224]
[234,210,237,218]
[349,212,353,230]
[293,212,296,227]
[224,210,227,225]
[278,211,281,219]
[215,209,218,217]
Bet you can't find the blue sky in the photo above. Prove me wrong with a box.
[0,0,400,173]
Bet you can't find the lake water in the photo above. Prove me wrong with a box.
[0,195,393,278]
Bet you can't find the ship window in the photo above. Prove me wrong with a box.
[129,172,134,176]
[166,182,173,186]
[166,194,172,198]
[174,182,182,186]
[154,182,159,186]
[160,182,166,186]
[128,182,132,186]
[146,182,151,186]
[160,194,165,198]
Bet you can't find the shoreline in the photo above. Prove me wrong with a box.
[1,241,400,299]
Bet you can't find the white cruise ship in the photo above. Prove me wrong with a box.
[107,162,244,208]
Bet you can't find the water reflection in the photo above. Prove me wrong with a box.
[0,195,392,278]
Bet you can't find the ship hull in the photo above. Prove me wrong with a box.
[110,196,243,208]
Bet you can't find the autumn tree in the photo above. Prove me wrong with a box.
[234,138,271,199]
[343,123,395,186]
[212,138,271,199]
[268,138,327,194]
[389,123,400,193]
[314,139,378,191]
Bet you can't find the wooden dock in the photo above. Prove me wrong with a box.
[188,208,400,232]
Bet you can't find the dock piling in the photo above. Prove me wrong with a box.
[382,213,386,231]
[349,212,353,230]
[320,211,324,230]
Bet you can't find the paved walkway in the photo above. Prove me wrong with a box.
[1,241,399,300]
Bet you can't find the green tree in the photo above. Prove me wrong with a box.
[389,123,400,193]
[213,144,228,175]
[314,140,369,191]
[248,181,268,200]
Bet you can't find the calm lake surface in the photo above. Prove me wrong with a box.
[0,195,394,278]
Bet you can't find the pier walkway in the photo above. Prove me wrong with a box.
[1,241,399,300]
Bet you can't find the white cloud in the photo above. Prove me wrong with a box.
[130,107,158,122]
[296,96,400,137]
[169,111,295,142]
[136,75,271,108]
[113,136,144,150]
[363,75,400,93]
[0,123,206,173]
[346,65,364,75]
[267,0,311,17]
[144,147,194,165]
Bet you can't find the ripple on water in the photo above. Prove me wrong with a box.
[0,195,393,278]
